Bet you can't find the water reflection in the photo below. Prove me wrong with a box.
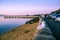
[0,19,31,34]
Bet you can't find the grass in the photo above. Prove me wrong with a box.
[0,21,39,40]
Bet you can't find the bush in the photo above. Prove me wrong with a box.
[26,17,39,24]
[32,17,39,22]
[26,21,34,24]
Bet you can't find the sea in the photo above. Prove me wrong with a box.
[0,18,31,34]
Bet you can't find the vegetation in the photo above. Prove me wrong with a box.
[0,21,39,40]
[26,17,39,24]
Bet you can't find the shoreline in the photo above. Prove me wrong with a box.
[0,21,40,40]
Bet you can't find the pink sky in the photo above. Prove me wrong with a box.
[0,0,60,15]
[0,5,59,15]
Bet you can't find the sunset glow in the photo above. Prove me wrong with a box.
[0,0,60,15]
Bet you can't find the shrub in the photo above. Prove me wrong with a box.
[26,17,39,24]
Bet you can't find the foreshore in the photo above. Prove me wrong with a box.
[0,21,39,40]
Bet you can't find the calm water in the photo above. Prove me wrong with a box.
[0,19,31,34]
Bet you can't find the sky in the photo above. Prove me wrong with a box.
[0,0,60,15]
